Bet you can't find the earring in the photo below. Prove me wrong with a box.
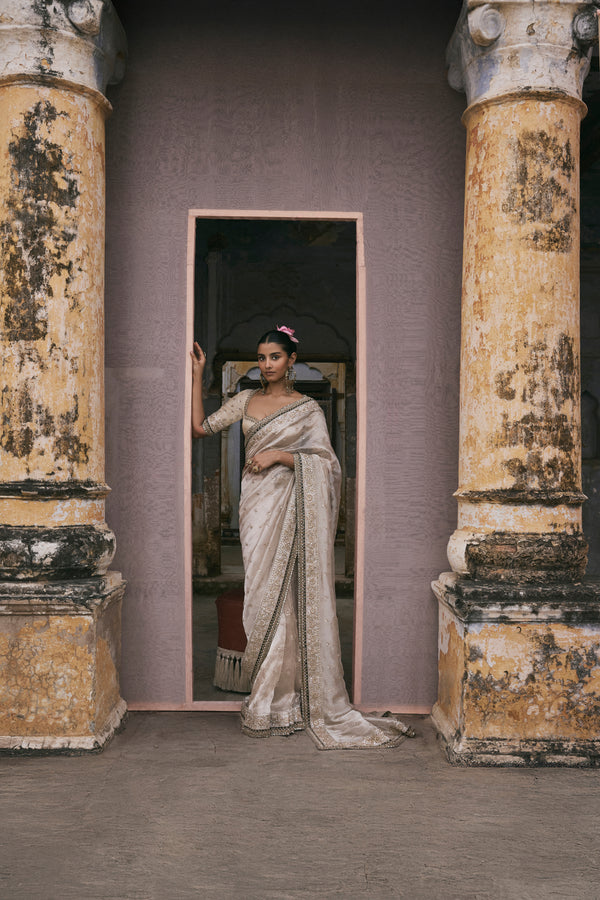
[259,373,268,393]
[285,366,296,394]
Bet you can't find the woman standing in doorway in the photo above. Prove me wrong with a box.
[191,326,414,749]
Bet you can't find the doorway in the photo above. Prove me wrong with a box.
[185,212,363,707]
[581,53,600,573]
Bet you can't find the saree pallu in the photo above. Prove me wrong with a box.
[236,395,411,750]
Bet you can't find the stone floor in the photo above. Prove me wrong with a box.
[2,712,600,899]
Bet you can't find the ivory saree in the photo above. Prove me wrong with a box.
[203,389,412,750]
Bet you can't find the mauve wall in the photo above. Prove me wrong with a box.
[104,0,465,706]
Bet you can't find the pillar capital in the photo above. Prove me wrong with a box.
[0,0,126,100]
[447,0,597,109]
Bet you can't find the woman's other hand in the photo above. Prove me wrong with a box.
[190,342,206,378]
[245,450,294,473]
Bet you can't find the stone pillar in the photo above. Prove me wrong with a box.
[0,0,126,751]
[433,0,600,765]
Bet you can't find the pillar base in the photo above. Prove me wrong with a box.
[432,572,600,767]
[0,572,126,754]
[432,702,600,767]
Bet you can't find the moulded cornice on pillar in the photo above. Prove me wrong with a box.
[0,0,126,99]
[447,0,598,108]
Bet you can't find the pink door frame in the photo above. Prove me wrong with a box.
[183,209,368,711]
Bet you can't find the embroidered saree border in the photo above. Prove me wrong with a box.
[240,699,303,739]
[244,396,312,449]
[295,453,310,723]
[241,495,298,687]
[297,453,408,750]
[296,452,334,749]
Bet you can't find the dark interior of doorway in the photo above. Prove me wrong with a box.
[191,217,357,701]
[581,52,600,574]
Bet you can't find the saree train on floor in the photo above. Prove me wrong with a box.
[202,389,413,749]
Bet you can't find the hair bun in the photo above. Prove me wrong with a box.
[276,325,299,343]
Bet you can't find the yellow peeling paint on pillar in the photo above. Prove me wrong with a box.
[0,498,105,527]
[432,574,600,765]
[463,621,600,742]
[447,92,588,583]
[434,1,600,766]
[0,84,107,486]
[436,604,465,734]
[460,96,582,500]
[446,88,589,583]
[0,0,127,752]
[0,82,113,549]
[0,573,125,748]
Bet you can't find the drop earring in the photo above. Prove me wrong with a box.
[260,372,268,393]
[285,366,296,394]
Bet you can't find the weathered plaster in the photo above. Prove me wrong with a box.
[459,98,582,502]
[436,603,465,734]
[0,615,95,735]
[0,523,115,579]
[0,1,126,749]
[0,574,124,750]
[0,0,126,98]
[0,85,106,485]
[447,0,595,108]
[448,91,586,579]
[432,575,600,765]
[0,497,105,526]
[434,0,600,765]
[457,500,581,532]
[450,529,587,582]
[464,621,600,741]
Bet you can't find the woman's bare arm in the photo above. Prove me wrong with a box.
[190,342,207,438]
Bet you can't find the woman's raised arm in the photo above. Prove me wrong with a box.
[190,342,207,437]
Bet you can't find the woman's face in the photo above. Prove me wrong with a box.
[257,342,296,385]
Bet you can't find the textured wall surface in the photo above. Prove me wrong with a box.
[105,0,465,705]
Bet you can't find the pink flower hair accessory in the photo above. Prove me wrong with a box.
[277,325,299,343]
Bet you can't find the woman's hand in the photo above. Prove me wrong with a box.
[190,342,206,379]
[190,343,207,437]
[245,450,294,474]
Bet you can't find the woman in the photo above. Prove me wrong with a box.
[191,326,414,749]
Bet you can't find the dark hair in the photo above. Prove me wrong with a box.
[257,328,298,357]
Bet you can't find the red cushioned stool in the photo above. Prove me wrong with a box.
[213,588,251,693]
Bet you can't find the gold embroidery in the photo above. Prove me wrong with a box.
[245,396,312,449]
[241,496,298,687]
[240,698,304,738]
[295,453,311,723]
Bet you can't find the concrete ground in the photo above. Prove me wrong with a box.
[2,714,600,900]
